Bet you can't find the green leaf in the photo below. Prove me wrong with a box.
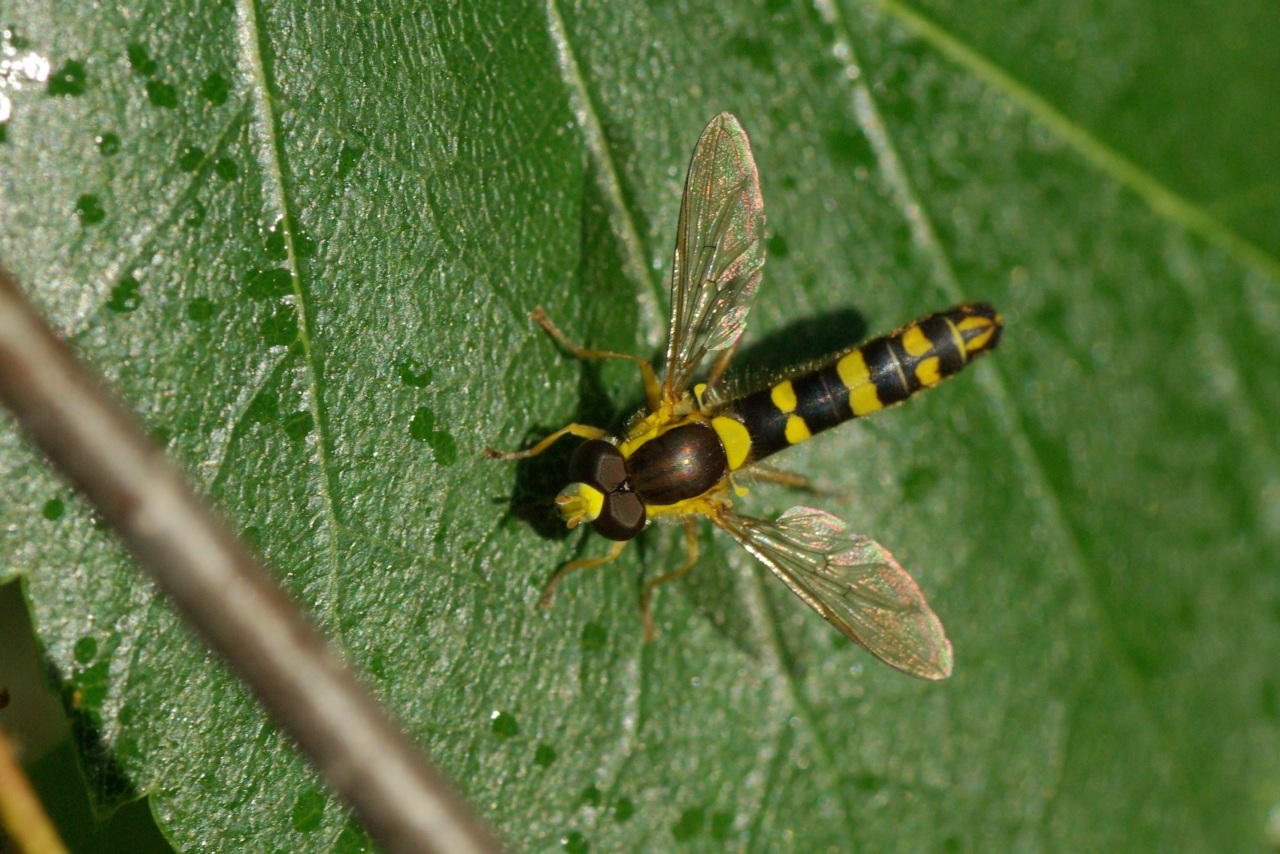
[3,1,1279,851]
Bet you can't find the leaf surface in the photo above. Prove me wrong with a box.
[1,1,1278,850]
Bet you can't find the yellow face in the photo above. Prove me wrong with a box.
[555,482,604,529]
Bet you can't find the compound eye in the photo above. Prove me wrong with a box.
[593,490,646,541]
[568,439,628,492]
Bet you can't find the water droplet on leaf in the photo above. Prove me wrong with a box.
[106,276,142,313]
[95,132,119,155]
[42,497,65,520]
[126,44,156,77]
[47,59,87,96]
[490,709,519,738]
[75,193,105,224]
[145,79,177,108]
[200,72,229,105]
[177,145,204,171]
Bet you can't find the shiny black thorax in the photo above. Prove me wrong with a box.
[626,421,728,506]
[568,421,729,542]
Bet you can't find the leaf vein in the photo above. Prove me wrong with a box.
[543,0,665,345]
[865,0,1280,285]
[236,0,345,626]
[825,3,1215,845]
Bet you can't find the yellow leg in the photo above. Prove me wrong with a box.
[704,336,742,392]
[640,520,701,641]
[539,539,628,608]
[484,423,608,460]
[531,306,662,412]
[746,463,815,492]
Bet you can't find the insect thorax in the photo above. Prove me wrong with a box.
[624,419,729,508]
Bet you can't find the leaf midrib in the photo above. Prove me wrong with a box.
[835,1,1232,846]
[867,0,1280,285]
[236,0,345,635]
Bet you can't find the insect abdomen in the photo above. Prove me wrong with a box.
[715,303,1002,467]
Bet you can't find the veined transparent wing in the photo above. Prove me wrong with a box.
[662,113,766,401]
[714,506,953,680]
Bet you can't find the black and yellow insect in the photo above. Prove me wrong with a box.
[488,113,1001,680]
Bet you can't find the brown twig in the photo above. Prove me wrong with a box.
[0,268,505,854]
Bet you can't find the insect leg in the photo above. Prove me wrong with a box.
[539,539,629,607]
[639,519,701,641]
[531,307,662,412]
[483,423,608,460]
[704,335,743,393]
[745,463,819,492]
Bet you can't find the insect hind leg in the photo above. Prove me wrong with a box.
[640,519,701,641]
[745,463,819,492]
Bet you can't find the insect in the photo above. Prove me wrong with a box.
[487,113,1001,679]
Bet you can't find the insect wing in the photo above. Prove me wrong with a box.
[662,113,766,400]
[714,507,953,679]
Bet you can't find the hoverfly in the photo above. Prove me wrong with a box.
[488,113,1001,679]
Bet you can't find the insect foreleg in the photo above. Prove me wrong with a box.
[483,423,608,460]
